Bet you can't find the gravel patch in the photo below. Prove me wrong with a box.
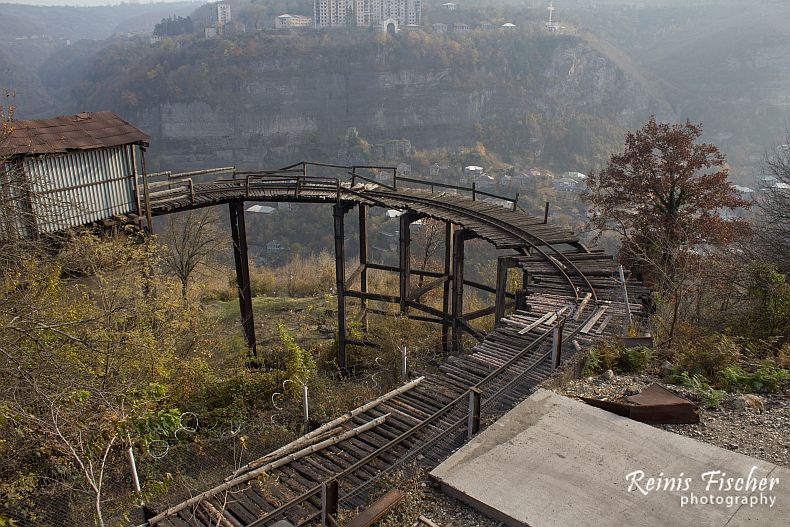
[552,372,790,469]
[367,368,789,526]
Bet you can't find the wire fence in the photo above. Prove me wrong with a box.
[4,417,298,527]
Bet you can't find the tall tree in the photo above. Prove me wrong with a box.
[585,117,749,346]
[161,209,225,299]
[757,140,790,274]
[586,116,749,281]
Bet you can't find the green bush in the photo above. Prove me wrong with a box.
[582,341,621,375]
[582,341,652,375]
[667,371,726,409]
[717,365,789,393]
[675,333,740,378]
[619,346,652,373]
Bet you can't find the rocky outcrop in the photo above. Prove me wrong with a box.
[136,35,671,168]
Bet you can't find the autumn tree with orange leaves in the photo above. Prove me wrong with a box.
[586,117,749,280]
[585,117,750,345]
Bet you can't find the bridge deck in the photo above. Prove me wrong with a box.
[141,166,647,527]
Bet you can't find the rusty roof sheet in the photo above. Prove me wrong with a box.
[0,111,149,157]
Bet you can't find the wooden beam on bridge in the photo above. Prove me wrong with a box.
[409,275,449,302]
[229,200,256,358]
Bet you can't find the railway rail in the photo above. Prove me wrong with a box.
[140,162,646,527]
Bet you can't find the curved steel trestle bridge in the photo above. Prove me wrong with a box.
[140,162,646,527]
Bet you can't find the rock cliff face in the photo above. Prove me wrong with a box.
[130,35,671,168]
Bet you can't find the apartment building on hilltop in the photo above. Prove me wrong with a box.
[314,0,421,28]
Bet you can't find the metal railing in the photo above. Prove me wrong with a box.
[142,161,523,215]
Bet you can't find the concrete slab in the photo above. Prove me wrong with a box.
[431,389,789,527]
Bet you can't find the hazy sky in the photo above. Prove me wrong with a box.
[0,0,199,6]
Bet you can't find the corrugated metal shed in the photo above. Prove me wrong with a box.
[0,111,149,157]
[0,111,148,238]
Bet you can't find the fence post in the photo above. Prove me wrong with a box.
[401,346,408,382]
[551,317,565,371]
[512,192,519,211]
[467,388,481,439]
[302,384,310,434]
[126,445,141,493]
[321,479,339,526]
[544,201,550,224]
[472,182,477,201]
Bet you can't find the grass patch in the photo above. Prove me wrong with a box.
[582,340,652,375]
[666,371,726,409]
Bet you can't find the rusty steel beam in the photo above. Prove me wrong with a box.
[358,204,369,329]
[347,489,404,527]
[399,211,419,315]
[229,200,256,358]
[442,221,454,352]
[452,229,471,352]
[334,204,349,372]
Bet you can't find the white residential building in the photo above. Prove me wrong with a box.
[275,14,313,28]
[314,0,351,27]
[216,3,231,28]
[315,0,420,27]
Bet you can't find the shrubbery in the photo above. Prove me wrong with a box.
[582,340,652,375]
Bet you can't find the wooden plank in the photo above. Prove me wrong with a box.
[580,306,608,334]
[347,489,405,527]
[574,292,593,321]
[517,312,554,335]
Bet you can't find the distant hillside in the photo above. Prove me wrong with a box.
[0,2,200,41]
[60,30,668,170]
[561,0,790,174]
[2,0,788,178]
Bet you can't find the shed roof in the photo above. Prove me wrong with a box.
[1,111,149,157]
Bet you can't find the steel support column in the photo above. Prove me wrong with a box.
[516,267,530,311]
[334,204,349,372]
[467,387,481,439]
[451,229,469,352]
[229,200,256,358]
[494,257,510,327]
[551,318,565,370]
[442,222,455,352]
[358,204,368,329]
[399,212,417,315]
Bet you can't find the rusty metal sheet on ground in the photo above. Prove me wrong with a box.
[581,383,699,424]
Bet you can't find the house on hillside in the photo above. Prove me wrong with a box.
[432,22,448,33]
[275,14,313,29]
[475,173,496,189]
[554,177,583,193]
[430,163,450,177]
[463,165,484,184]
[0,111,149,239]
[566,171,588,182]
[453,22,470,32]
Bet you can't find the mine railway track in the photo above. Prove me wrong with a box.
[143,165,645,527]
